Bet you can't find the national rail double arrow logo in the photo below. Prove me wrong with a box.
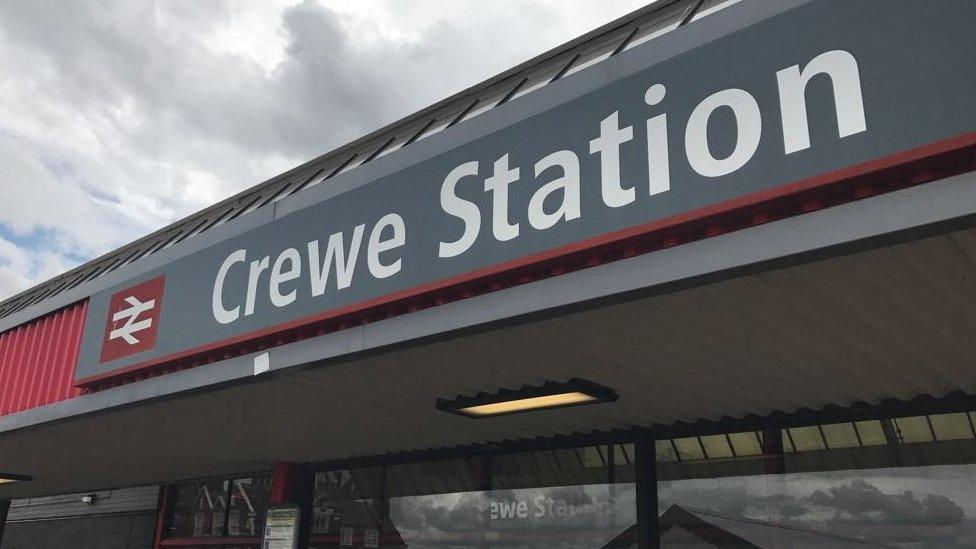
[100,275,166,363]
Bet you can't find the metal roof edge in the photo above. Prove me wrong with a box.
[0,0,700,319]
[0,0,810,326]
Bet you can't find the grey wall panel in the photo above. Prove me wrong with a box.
[0,512,155,549]
[6,486,158,522]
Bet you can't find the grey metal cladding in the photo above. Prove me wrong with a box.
[7,485,159,521]
[0,0,739,329]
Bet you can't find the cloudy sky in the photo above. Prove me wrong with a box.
[0,0,653,300]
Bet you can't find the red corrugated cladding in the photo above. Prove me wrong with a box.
[0,300,86,416]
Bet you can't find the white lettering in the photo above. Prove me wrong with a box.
[528,150,581,231]
[308,224,366,296]
[245,256,270,316]
[644,83,671,196]
[686,88,762,177]
[207,49,871,328]
[213,249,246,324]
[499,501,518,519]
[590,111,635,208]
[367,213,406,279]
[269,247,301,308]
[534,495,546,518]
[777,49,867,154]
[484,154,521,241]
[438,161,481,258]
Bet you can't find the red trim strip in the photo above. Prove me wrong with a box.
[158,538,259,547]
[77,131,976,389]
[269,462,296,504]
[153,485,170,549]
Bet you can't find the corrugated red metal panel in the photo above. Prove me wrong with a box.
[0,300,86,416]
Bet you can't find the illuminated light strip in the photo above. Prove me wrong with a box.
[458,392,600,417]
[437,379,618,419]
[0,473,31,485]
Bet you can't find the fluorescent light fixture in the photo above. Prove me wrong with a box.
[437,379,617,419]
[0,472,31,485]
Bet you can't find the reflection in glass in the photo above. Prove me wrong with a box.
[167,479,229,538]
[165,476,269,541]
[310,467,389,546]
[227,476,272,537]
[657,413,976,547]
[309,445,635,548]
[388,483,635,548]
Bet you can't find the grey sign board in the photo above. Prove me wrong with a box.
[76,0,976,382]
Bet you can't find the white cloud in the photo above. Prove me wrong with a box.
[0,235,72,299]
[0,0,650,299]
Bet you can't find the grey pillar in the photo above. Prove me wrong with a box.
[635,437,659,549]
[0,499,10,547]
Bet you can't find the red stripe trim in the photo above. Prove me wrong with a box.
[76,131,976,389]
[269,462,296,504]
[153,485,170,549]
[158,538,259,546]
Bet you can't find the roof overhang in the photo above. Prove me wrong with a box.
[1,170,975,499]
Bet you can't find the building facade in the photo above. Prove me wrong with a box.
[2,0,976,547]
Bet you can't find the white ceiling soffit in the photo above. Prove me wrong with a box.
[0,221,974,499]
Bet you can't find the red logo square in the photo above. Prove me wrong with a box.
[99,275,166,363]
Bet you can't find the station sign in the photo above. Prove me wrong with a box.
[76,0,976,383]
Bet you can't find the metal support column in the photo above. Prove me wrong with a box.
[762,428,786,475]
[294,465,314,549]
[270,462,311,548]
[0,498,10,547]
[635,437,659,549]
[762,428,787,549]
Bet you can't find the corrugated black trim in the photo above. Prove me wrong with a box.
[310,390,976,471]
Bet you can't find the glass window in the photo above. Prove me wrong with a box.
[821,422,860,449]
[165,475,270,541]
[788,425,825,452]
[656,440,679,462]
[855,420,888,446]
[227,476,272,537]
[931,412,974,441]
[310,467,386,546]
[672,437,704,461]
[895,415,935,443]
[657,412,976,548]
[699,435,733,459]
[727,431,762,456]
[310,444,635,548]
[167,479,230,538]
